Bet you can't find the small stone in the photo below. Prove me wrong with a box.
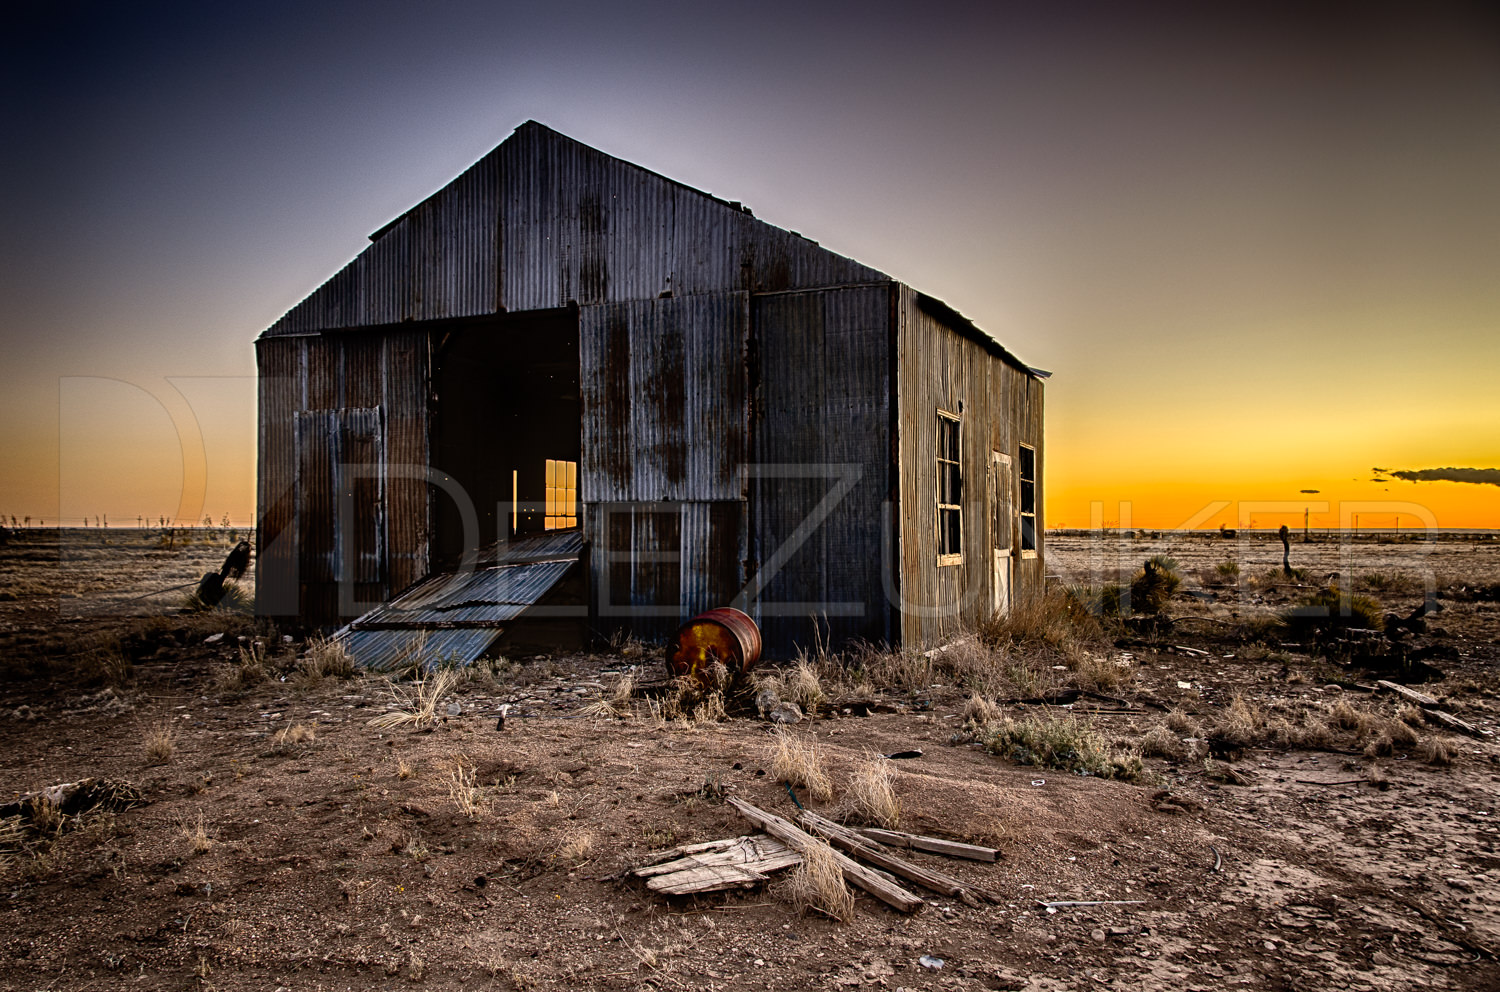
[1091,930,1107,944]
[768,702,803,725]
[446,702,462,717]
[1263,941,1277,952]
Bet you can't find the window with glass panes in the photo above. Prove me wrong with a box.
[1018,444,1036,555]
[544,459,577,530]
[937,412,962,563]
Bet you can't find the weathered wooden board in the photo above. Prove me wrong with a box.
[725,797,924,913]
[855,827,999,862]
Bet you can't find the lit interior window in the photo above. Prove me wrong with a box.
[544,459,578,530]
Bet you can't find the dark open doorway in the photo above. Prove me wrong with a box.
[430,307,581,567]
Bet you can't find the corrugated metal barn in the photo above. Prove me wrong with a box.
[256,121,1045,661]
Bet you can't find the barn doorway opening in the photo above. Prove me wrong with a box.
[431,307,580,568]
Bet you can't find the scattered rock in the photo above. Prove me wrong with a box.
[768,702,803,725]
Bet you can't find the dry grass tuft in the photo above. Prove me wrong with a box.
[770,727,833,802]
[447,761,482,818]
[181,812,213,854]
[1421,738,1454,766]
[1396,703,1425,727]
[143,719,177,764]
[367,667,461,729]
[395,756,416,780]
[1386,718,1418,748]
[962,693,1001,726]
[785,658,828,710]
[218,641,270,692]
[780,836,854,922]
[297,635,357,680]
[268,722,316,755]
[580,672,636,721]
[841,751,900,828]
[1329,699,1375,734]
[555,830,597,865]
[1165,708,1202,736]
[1140,724,1187,760]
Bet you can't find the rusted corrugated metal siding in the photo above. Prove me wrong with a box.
[894,285,1044,648]
[255,328,430,624]
[749,285,894,657]
[579,294,748,503]
[578,293,749,642]
[263,122,884,337]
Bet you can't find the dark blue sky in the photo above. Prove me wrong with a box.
[3,2,1498,526]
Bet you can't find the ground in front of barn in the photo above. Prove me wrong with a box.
[0,528,1498,990]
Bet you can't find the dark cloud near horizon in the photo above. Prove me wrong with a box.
[1372,467,1500,486]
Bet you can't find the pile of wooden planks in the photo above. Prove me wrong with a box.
[631,796,1002,913]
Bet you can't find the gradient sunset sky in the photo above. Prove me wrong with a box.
[2,2,1497,530]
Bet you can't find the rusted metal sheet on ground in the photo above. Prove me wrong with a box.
[335,529,582,670]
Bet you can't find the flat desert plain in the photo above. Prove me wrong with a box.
[0,528,1497,991]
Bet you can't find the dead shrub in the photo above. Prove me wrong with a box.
[770,727,833,802]
[1069,651,1127,692]
[143,720,177,764]
[779,836,854,922]
[841,751,900,828]
[1282,586,1385,635]
[1396,703,1425,727]
[1210,695,1265,749]
[982,713,1145,781]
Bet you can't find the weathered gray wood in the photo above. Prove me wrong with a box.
[634,835,803,894]
[797,810,999,906]
[855,827,999,862]
[1423,708,1486,737]
[725,797,924,913]
[634,835,800,883]
[1376,680,1441,709]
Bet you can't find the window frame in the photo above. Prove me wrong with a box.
[936,410,963,566]
[1018,443,1037,558]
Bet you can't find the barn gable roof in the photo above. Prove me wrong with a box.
[260,121,1042,379]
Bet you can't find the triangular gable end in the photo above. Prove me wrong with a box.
[261,121,887,338]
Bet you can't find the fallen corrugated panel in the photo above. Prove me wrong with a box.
[335,530,580,671]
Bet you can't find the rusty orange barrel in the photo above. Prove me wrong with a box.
[666,607,762,680]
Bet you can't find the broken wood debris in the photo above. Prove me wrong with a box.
[1375,680,1442,709]
[1422,708,1487,737]
[632,834,801,895]
[853,827,999,862]
[795,809,1001,906]
[725,796,925,913]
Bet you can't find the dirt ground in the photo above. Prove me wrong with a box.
[1,528,1498,991]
